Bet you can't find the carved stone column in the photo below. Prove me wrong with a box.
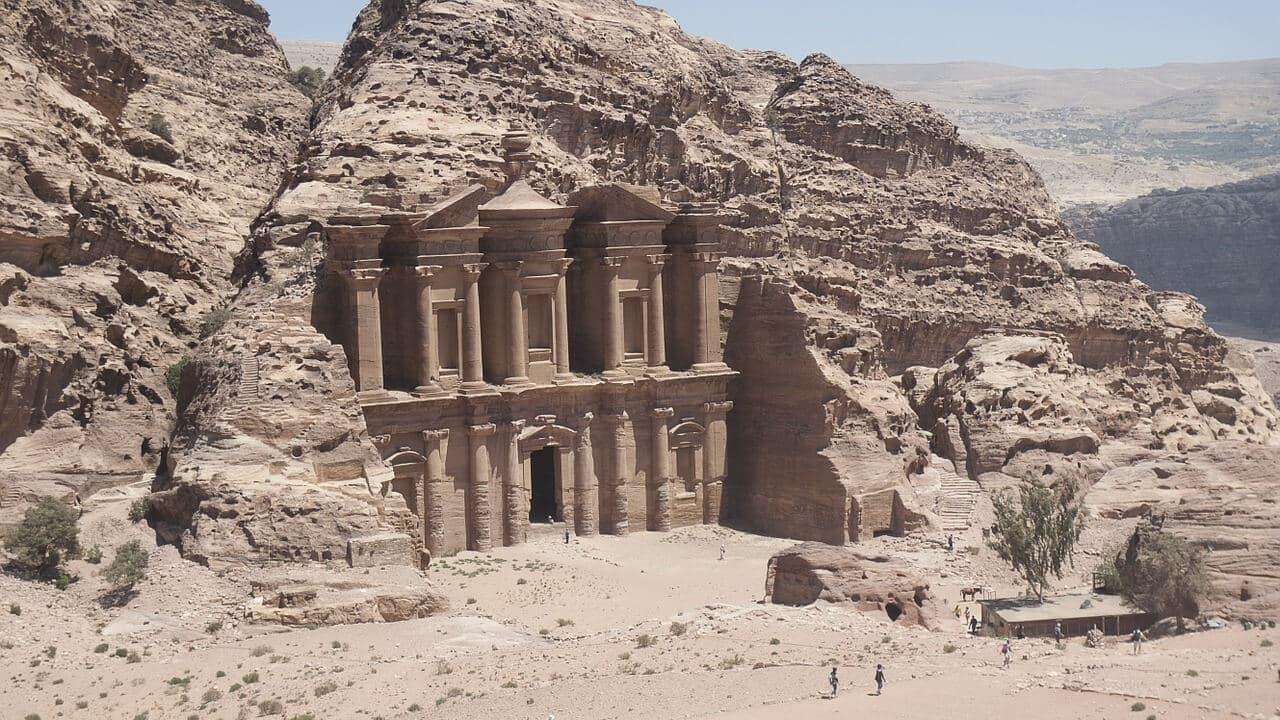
[344,268,386,394]
[460,263,487,391]
[553,258,573,383]
[468,423,496,551]
[573,412,597,536]
[504,420,526,546]
[701,400,733,524]
[498,261,530,386]
[421,429,449,557]
[650,407,674,531]
[603,412,630,535]
[600,256,625,376]
[692,252,728,373]
[414,265,445,396]
[645,255,669,373]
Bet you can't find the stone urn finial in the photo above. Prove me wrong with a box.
[500,126,533,182]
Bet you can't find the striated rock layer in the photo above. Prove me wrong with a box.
[166,0,1279,601]
[0,0,309,519]
[1067,173,1280,341]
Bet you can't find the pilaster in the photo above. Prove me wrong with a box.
[573,412,597,536]
[468,422,496,551]
[421,429,449,558]
[504,420,527,546]
[650,407,674,532]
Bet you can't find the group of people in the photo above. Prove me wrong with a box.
[828,665,886,698]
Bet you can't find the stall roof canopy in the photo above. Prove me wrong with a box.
[980,593,1146,623]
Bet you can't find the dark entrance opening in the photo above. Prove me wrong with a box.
[529,447,559,523]
[885,602,902,622]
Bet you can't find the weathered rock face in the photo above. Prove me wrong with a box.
[765,542,939,628]
[172,0,1276,584]
[0,0,309,519]
[1067,173,1280,340]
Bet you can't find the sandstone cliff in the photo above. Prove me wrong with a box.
[176,0,1277,604]
[0,0,309,519]
[1066,172,1280,341]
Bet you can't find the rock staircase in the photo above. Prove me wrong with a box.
[238,356,261,400]
[0,483,21,509]
[938,475,982,531]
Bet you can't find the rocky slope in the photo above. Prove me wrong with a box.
[168,0,1280,606]
[0,0,310,519]
[1066,172,1280,341]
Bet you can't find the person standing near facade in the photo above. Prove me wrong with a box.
[828,666,839,697]
[1001,639,1013,669]
[1054,621,1063,647]
[1131,628,1145,654]
[874,664,886,695]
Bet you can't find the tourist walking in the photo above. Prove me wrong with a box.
[828,666,839,697]
[969,615,979,635]
[874,663,886,695]
[1001,639,1012,669]
[947,534,954,553]
[1131,628,1145,655]
[1054,621,1063,647]
[564,527,570,544]
[719,545,726,561]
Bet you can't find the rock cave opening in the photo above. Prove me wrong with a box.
[885,602,902,622]
[529,446,560,524]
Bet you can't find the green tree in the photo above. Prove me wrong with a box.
[988,477,1085,600]
[165,357,189,397]
[6,496,80,572]
[287,66,326,98]
[1118,529,1210,633]
[102,540,149,591]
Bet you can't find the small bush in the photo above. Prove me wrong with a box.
[557,618,574,627]
[943,643,958,653]
[636,634,656,649]
[251,645,274,657]
[168,676,190,687]
[719,653,745,669]
[516,577,527,585]
[1130,702,1146,711]
[229,683,241,693]
[313,681,337,697]
[103,540,149,590]
[164,358,189,399]
[126,651,141,664]
[8,603,19,615]
[84,545,104,564]
[55,569,75,590]
[769,638,780,645]
[1186,669,1199,677]
[1262,638,1274,648]
[7,496,80,572]
[257,699,283,715]
[201,688,222,703]
[242,671,260,684]
[115,647,129,658]
[76,701,88,709]
[205,620,223,634]
[407,704,421,712]
[287,66,326,98]
[617,651,631,660]
[147,114,174,144]
[215,670,226,678]
[201,307,233,339]
[94,643,109,654]
[44,645,56,659]
[466,597,476,605]
[669,621,687,636]
[501,680,517,688]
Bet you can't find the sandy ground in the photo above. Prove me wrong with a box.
[3,490,1279,720]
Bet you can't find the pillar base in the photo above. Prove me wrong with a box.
[459,381,498,397]
[644,365,671,377]
[414,383,449,399]
[503,375,534,388]
[553,373,580,385]
[356,388,394,403]
[692,362,730,374]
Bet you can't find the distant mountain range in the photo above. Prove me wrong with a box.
[848,59,1280,207]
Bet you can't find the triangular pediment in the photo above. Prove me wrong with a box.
[568,183,676,223]
[414,185,488,229]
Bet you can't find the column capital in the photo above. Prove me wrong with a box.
[343,267,386,288]
[555,257,574,276]
[651,406,675,419]
[462,262,487,281]
[421,428,450,444]
[413,264,442,282]
[468,423,496,438]
[508,419,527,434]
[601,411,629,425]
[645,253,671,269]
[494,260,524,274]
[693,251,723,270]
[703,400,734,416]
[599,256,626,271]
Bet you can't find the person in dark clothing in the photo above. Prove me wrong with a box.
[1015,624,1026,640]
[828,667,839,698]
[564,528,570,544]
[969,615,979,634]
[874,664,886,695]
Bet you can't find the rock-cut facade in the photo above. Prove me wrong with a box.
[313,130,735,557]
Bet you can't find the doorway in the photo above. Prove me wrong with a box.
[529,446,560,523]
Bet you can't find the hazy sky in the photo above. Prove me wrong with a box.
[257,0,1280,69]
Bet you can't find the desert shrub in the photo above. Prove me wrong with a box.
[54,569,76,590]
[84,545,103,564]
[406,704,421,712]
[44,645,56,658]
[943,643,958,653]
[167,676,190,687]
[557,618,574,627]
[242,671,259,684]
[251,645,273,657]
[201,688,221,703]
[719,653,745,669]
[1186,669,1199,676]
[146,113,173,143]
[200,307,233,339]
[126,651,141,663]
[1263,638,1274,647]
[133,712,148,720]
[769,638,780,645]
[164,358,189,398]
[287,66,325,98]
[313,681,337,697]
[501,680,517,688]
[76,701,88,709]
[989,477,1085,599]
[94,643,109,653]
[205,619,223,634]
[635,634,656,648]
[258,699,283,715]
[6,496,80,572]
[8,603,19,615]
[1130,701,1146,711]
[669,621,687,636]
[115,647,128,657]
[102,540,149,590]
